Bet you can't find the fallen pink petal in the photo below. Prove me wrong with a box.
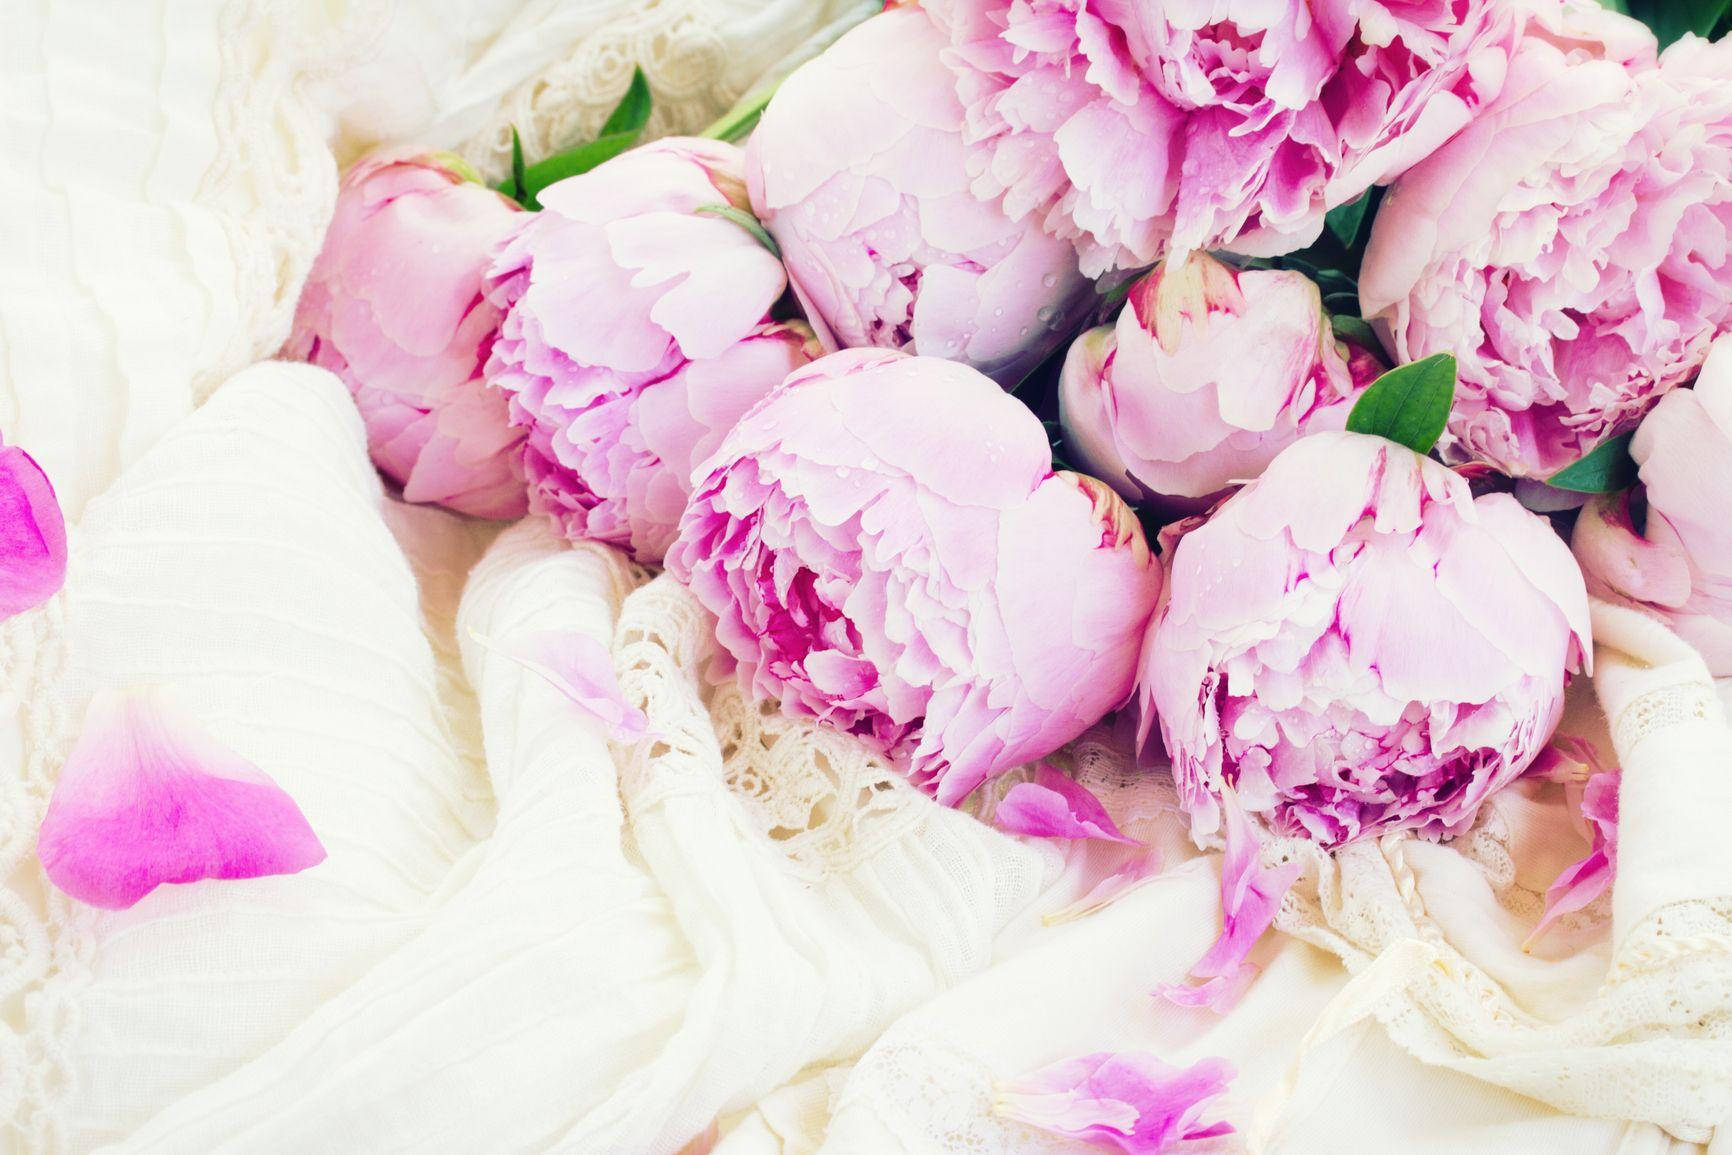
[1157,794,1298,1013]
[0,435,68,621]
[1528,767,1622,948]
[997,1051,1235,1153]
[475,629,652,743]
[37,688,326,910]
[1044,850,1165,927]
[995,763,1139,844]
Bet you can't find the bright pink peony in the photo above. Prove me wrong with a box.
[1059,252,1380,506]
[924,0,1520,276]
[1142,431,1591,848]
[1361,25,1732,478]
[0,433,67,620]
[747,5,1094,388]
[1573,334,1732,675]
[486,138,804,563]
[667,348,1162,805]
[287,149,528,518]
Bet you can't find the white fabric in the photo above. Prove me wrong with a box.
[3,2,1731,1153]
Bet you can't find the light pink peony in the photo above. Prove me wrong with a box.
[747,5,1094,388]
[1572,334,1732,675]
[667,348,1162,806]
[1059,252,1380,506]
[1142,431,1591,848]
[0,433,67,621]
[1361,26,1732,478]
[486,138,805,563]
[924,0,1521,276]
[287,149,528,518]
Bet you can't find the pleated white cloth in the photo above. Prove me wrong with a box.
[3,2,1731,1153]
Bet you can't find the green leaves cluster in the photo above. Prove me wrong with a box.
[1616,0,1732,46]
[496,67,652,210]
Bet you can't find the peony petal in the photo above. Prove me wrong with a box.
[0,438,69,619]
[472,629,652,742]
[1527,766,1621,947]
[995,763,1139,844]
[1156,792,1297,1013]
[1043,848,1165,926]
[997,1051,1236,1154]
[37,688,326,910]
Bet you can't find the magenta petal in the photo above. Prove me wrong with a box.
[37,688,326,910]
[1158,792,1297,1013]
[0,439,68,620]
[479,630,651,742]
[1044,849,1165,926]
[996,763,1139,844]
[997,1051,1236,1154]
[1527,767,1621,946]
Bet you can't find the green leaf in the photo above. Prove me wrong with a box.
[1330,315,1378,349]
[1546,432,1639,493]
[511,127,526,202]
[1625,0,1731,45]
[694,203,781,260]
[1326,194,1371,249]
[600,67,652,138]
[1345,353,1456,454]
[700,85,778,144]
[519,131,639,207]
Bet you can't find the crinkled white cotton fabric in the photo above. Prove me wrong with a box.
[2,2,1731,1153]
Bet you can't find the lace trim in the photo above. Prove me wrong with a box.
[1611,682,1725,754]
[0,594,81,1151]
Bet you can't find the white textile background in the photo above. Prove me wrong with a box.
[1,2,1729,1153]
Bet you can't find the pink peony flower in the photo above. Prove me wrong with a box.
[667,348,1162,806]
[0,434,67,620]
[1059,252,1380,507]
[287,149,528,518]
[1572,334,1732,675]
[485,138,805,563]
[747,4,1094,388]
[38,687,326,910]
[1361,25,1732,478]
[997,1051,1235,1153]
[1142,431,1591,848]
[924,0,1521,275]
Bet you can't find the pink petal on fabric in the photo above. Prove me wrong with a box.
[997,1051,1235,1154]
[36,688,326,910]
[1156,793,1297,1013]
[474,629,651,742]
[1044,849,1165,926]
[996,763,1139,844]
[0,437,68,620]
[1527,766,1621,948]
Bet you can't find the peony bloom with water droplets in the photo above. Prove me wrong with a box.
[1059,252,1380,508]
[924,0,1521,276]
[486,138,809,563]
[747,3,1094,388]
[668,348,1162,805]
[1361,23,1732,477]
[1142,432,1591,848]
[1573,334,1732,675]
[287,149,528,518]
